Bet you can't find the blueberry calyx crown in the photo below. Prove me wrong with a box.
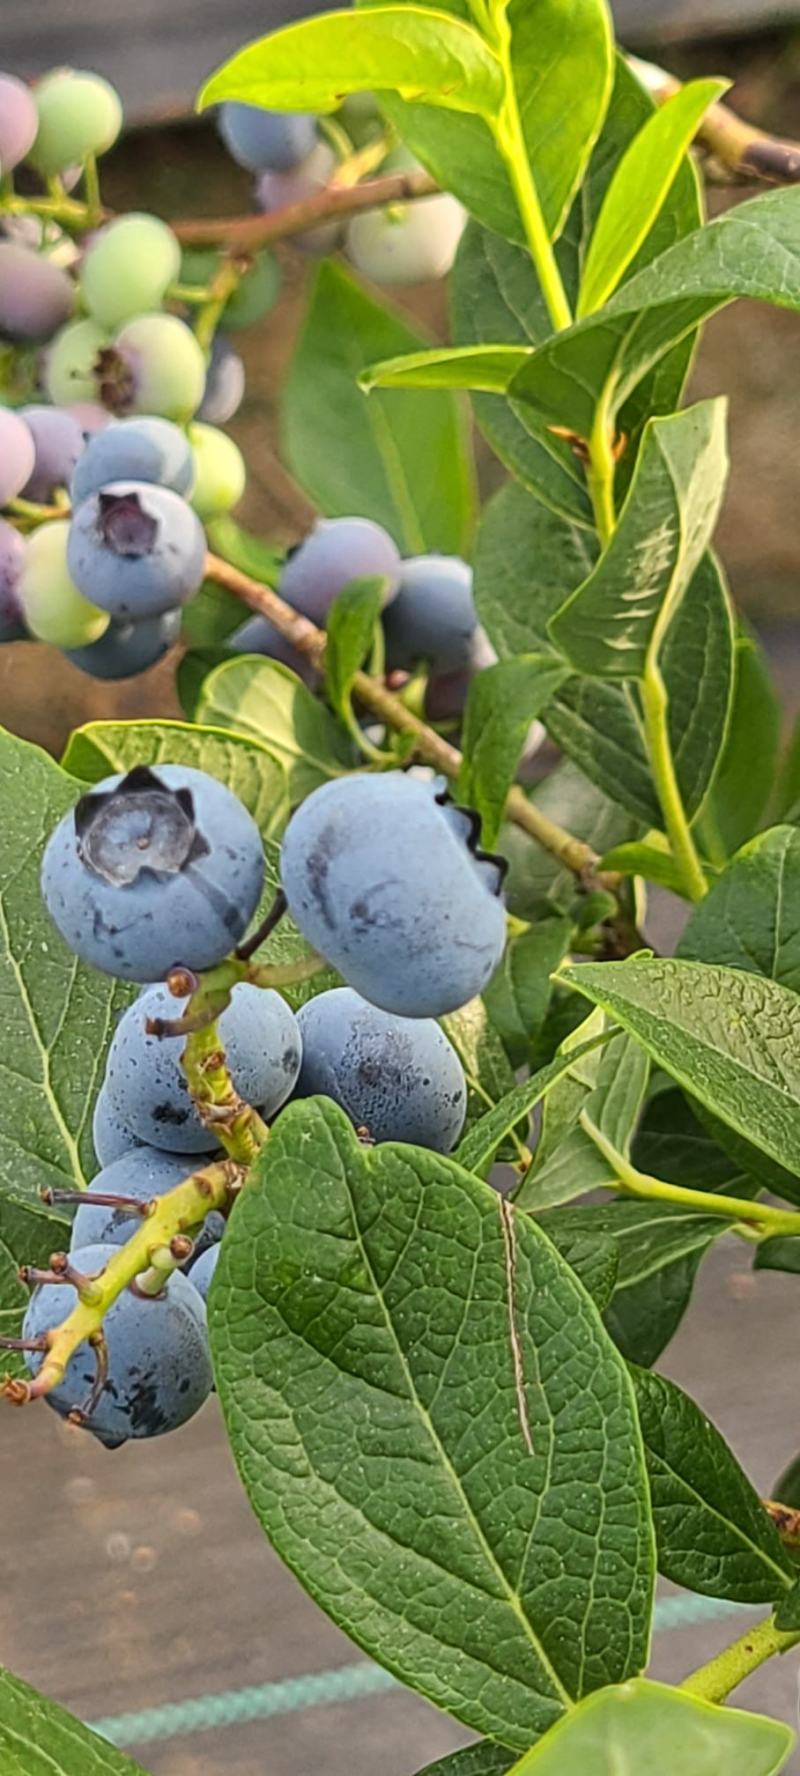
[432,780,508,894]
[96,490,158,558]
[74,765,210,886]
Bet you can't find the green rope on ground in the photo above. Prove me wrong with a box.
[87,1593,757,1751]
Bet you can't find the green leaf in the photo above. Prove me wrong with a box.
[175,646,231,722]
[0,1197,72,1379]
[699,632,780,858]
[449,57,701,521]
[754,1236,800,1275]
[512,185,800,441]
[499,762,640,922]
[517,1011,649,1212]
[0,729,133,1218]
[211,1097,655,1749]
[205,515,284,586]
[0,1666,149,1775]
[199,6,503,118]
[679,827,800,993]
[440,995,517,1138]
[473,483,734,826]
[283,261,475,555]
[180,577,246,649]
[550,402,729,680]
[457,656,568,850]
[483,918,572,1070]
[361,344,528,393]
[631,1367,794,1601]
[324,576,387,728]
[775,1579,800,1630]
[504,1678,793,1776]
[360,0,612,247]
[194,657,354,801]
[61,717,291,841]
[577,79,727,317]
[415,1748,515,1776]
[560,957,800,1180]
[600,839,702,895]
[454,1031,607,1178]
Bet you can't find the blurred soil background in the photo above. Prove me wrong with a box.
[4,14,800,1776]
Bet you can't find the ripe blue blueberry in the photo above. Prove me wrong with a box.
[227,614,319,688]
[188,1241,220,1303]
[67,482,206,620]
[41,763,265,981]
[218,103,316,173]
[19,405,84,502]
[103,980,302,1151]
[93,1085,147,1167]
[279,517,400,624]
[296,987,467,1151]
[71,416,194,506]
[23,1244,211,1447]
[70,1147,207,1250]
[383,555,478,675]
[65,610,182,680]
[280,772,507,1017]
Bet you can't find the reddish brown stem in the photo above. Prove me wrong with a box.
[172,167,438,250]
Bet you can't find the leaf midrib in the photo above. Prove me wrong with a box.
[345,1159,574,1711]
[0,885,84,1191]
[645,1445,792,1591]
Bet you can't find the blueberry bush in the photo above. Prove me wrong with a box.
[2,11,800,1773]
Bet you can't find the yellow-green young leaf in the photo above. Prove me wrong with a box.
[600,839,710,896]
[194,657,354,801]
[61,718,291,840]
[506,1679,793,1776]
[0,1667,150,1776]
[577,78,728,317]
[210,1098,655,1749]
[360,0,613,246]
[512,185,800,440]
[457,655,568,849]
[561,956,800,1180]
[284,261,475,554]
[549,402,729,680]
[324,575,387,726]
[198,6,503,119]
[360,344,527,393]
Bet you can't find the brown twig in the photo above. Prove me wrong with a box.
[628,55,800,185]
[204,551,612,886]
[172,167,438,251]
[763,1498,800,1547]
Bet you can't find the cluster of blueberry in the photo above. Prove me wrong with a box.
[217,99,466,286]
[22,760,506,1445]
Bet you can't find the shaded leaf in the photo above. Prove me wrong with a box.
[631,1367,794,1602]
[697,630,780,859]
[415,1747,515,1776]
[499,761,640,922]
[457,656,568,850]
[324,576,387,727]
[61,718,291,841]
[454,1031,607,1178]
[483,918,572,1071]
[283,260,475,554]
[0,1666,149,1775]
[195,657,354,801]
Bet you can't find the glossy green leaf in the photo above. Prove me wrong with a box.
[284,261,474,554]
[175,646,231,722]
[560,957,800,1179]
[415,1747,515,1776]
[577,79,727,317]
[512,186,800,440]
[517,1011,649,1212]
[194,657,354,801]
[360,0,612,247]
[199,6,504,118]
[473,483,734,825]
[505,1678,793,1775]
[499,761,641,922]
[0,729,133,1220]
[631,1367,794,1601]
[550,402,729,680]
[0,1666,149,1775]
[774,1580,800,1630]
[450,57,701,520]
[679,827,800,993]
[696,631,781,860]
[61,717,291,840]
[324,576,387,728]
[212,1097,655,1749]
[454,1031,606,1178]
[361,344,527,393]
[457,656,568,850]
[754,1236,800,1275]
[483,918,573,1071]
